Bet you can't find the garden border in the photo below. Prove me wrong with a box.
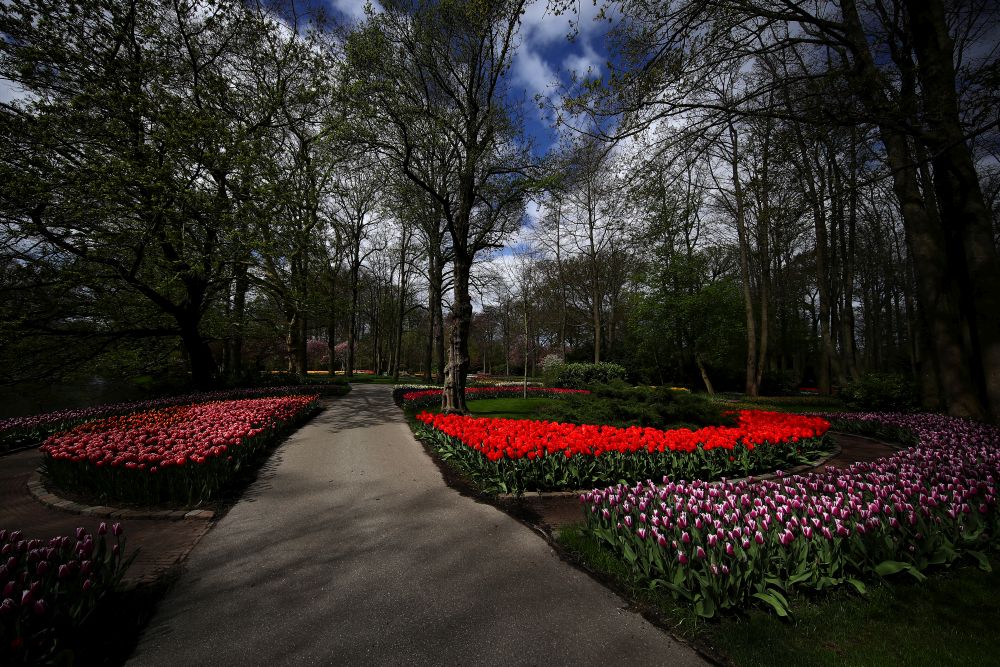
[27,469,215,520]
[493,437,844,503]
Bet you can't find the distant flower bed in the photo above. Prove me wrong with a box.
[468,377,543,388]
[0,386,321,454]
[582,412,1000,618]
[0,524,130,664]
[415,410,830,494]
[397,386,589,411]
[40,395,320,505]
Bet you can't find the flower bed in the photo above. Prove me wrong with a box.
[40,395,320,505]
[397,386,589,411]
[0,386,324,454]
[0,524,130,664]
[415,410,830,494]
[581,412,1000,618]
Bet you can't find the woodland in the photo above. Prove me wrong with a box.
[0,0,998,419]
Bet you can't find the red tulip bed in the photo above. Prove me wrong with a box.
[396,385,589,410]
[0,524,130,665]
[0,386,323,455]
[39,395,320,506]
[414,409,831,494]
[581,412,1000,618]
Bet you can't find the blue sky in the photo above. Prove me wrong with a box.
[324,0,616,152]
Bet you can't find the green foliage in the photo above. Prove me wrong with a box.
[539,385,734,429]
[543,361,627,388]
[558,525,1000,667]
[841,373,918,412]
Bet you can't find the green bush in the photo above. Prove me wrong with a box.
[841,373,917,412]
[543,361,627,389]
[537,384,734,429]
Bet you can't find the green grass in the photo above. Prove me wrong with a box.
[466,397,558,419]
[714,394,849,414]
[557,524,1000,667]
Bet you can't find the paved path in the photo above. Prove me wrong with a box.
[129,384,705,666]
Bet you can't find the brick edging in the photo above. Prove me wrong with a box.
[26,470,214,520]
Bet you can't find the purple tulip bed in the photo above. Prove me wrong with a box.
[580,412,1000,618]
[0,524,131,665]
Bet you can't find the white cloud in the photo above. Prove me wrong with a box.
[562,41,603,79]
[511,44,559,99]
[0,78,28,105]
[328,0,382,23]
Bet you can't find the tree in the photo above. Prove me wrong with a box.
[563,0,1000,419]
[0,0,296,387]
[343,0,530,413]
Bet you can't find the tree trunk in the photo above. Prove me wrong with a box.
[442,252,472,414]
[328,267,338,376]
[906,0,1000,419]
[841,0,985,419]
[695,353,715,395]
[729,121,759,397]
[347,262,360,378]
[180,319,216,389]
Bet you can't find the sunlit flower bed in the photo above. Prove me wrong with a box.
[0,524,130,664]
[40,395,320,505]
[397,386,588,410]
[581,412,1000,617]
[0,386,320,454]
[415,410,830,494]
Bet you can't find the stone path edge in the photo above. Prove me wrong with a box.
[27,469,214,521]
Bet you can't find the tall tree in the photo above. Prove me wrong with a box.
[343,0,529,413]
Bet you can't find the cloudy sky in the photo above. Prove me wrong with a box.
[325,0,616,152]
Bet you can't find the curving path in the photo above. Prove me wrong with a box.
[128,384,705,666]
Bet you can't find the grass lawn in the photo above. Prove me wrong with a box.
[418,396,558,419]
[558,524,1000,666]
[465,397,557,419]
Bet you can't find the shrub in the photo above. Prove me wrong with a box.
[543,361,627,389]
[538,384,733,430]
[841,373,917,412]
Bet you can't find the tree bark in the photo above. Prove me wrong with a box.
[442,251,472,414]
[906,0,1000,419]
[841,0,985,419]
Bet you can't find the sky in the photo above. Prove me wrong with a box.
[324,0,617,152]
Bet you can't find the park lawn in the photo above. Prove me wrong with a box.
[419,396,558,419]
[558,524,1000,667]
[465,397,558,419]
[713,394,849,414]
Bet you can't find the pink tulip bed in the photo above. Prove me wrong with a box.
[0,386,326,455]
[581,412,1000,617]
[0,524,130,665]
[40,395,321,505]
